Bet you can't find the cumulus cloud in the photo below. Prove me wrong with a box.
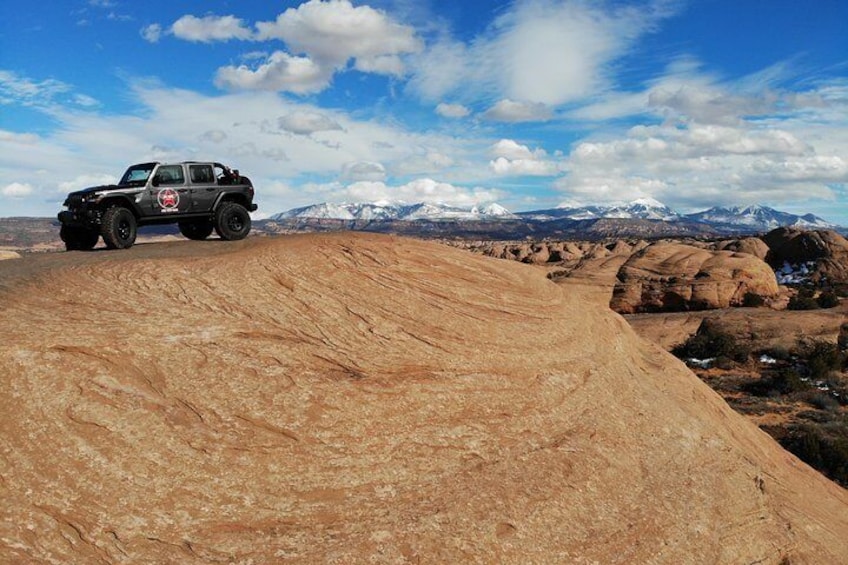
[482,99,552,122]
[254,0,421,75]
[148,1,421,94]
[342,161,387,182]
[214,51,331,94]
[556,115,848,209]
[140,23,162,43]
[435,103,470,118]
[489,139,559,176]
[2,182,33,198]
[278,111,343,135]
[171,15,253,43]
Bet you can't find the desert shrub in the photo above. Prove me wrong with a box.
[760,346,792,362]
[742,367,809,397]
[817,290,840,308]
[672,320,750,363]
[781,425,848,487]
[800,340,843,382]
[713,356,737,370]
[742,292,765,307]
[801,390,841,411]
[788,293,819,310]
[771,367,810,395]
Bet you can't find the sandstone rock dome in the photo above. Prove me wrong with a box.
[611,242,780,313]
[1,233,846,563]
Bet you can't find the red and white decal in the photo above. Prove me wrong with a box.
[157,188,180,210]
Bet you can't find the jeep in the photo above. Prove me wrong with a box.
[58,161,258,250]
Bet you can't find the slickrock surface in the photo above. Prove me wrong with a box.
[1,233,847,563]
[0,250,21,261]
[611,242,780,313]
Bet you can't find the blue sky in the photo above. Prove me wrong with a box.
[1,0,847,222]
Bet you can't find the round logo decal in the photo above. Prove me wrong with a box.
[157,188,180,210]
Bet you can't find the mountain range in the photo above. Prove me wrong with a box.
[271,198,836,232]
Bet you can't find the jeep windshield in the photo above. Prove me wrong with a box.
[119,163,157,187]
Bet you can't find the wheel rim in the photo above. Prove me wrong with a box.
[117,218,132,241]
[227,213,244,232]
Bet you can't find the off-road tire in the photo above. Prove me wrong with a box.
[214,202,251,241]
[101,206,137,249]
[179,219,214,240]
[60,225,99,251]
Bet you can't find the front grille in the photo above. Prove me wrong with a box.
[66,194,84,208]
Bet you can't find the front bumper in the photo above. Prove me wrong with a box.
[58,208,100,227]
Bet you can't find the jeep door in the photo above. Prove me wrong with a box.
[147,164,192,215]
[187,163,218,212]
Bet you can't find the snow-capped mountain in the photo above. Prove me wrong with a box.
[684,205,835,231]
[270,201,518,222]
[518,198,680,222]
[270,199,838,233]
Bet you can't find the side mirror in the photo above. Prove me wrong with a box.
[151,175,160,187]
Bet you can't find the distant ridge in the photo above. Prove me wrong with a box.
[271,199,837,232]
[684,204,835,231]
[270,201,518,222]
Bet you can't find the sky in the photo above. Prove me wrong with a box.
[1,0,847,223]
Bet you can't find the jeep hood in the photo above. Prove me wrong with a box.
[68,185,120,197]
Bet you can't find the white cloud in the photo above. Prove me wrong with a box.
[58,174,116,193]
[435,103,470,118]
[254,0,421,75]
[392,151,456,176]
[341,178,505,207]
[200,129,227,143]
[2,182,33,198]
[0,70,70,107]
[408,0,676,106]
[556,111,848,209]
[491,139,537,160]
[482,99,552,122]
[277,111,343,135]
[171,14,252,43]
[342,161,387,182]
[140,23,162,43]
[489,139,559,176]
[214,51,331,94]
[0,80,485,217]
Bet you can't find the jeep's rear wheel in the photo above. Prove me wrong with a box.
[101,206,137,249]
[214,202,251,241]
[179,219,214,240]
[60,225,99,251]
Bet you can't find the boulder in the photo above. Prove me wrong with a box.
[611,242,780,313]
[763,227,848,284]
[714,237,770,260]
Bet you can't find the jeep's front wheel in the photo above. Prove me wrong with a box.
[214,202,251,241]
[60,225,99,251]
[101,206,137,249]
[179,219,214,240]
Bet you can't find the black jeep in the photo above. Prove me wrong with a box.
[58,161,258,250]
